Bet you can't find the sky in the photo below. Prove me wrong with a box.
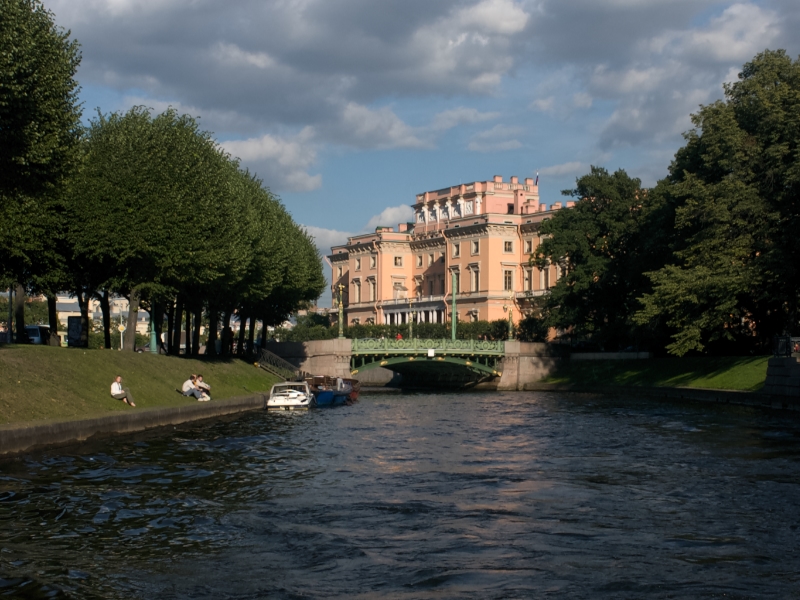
[47,0,800,306]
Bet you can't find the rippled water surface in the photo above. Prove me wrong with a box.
[2,392,800,599]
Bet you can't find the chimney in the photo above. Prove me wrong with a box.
[398,223,408,232]
[493,175,503,183]
[525,178,533,185]
[510,176,518,184]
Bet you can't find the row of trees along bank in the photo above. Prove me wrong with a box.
[533,49,800,356]
[0,0,325,352]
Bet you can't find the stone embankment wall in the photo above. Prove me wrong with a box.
[497,341,566,391]
[267,339,365,380]
[0,395,266,457]
[764,357,800,397]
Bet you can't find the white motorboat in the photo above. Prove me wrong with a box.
[266,381,313,411]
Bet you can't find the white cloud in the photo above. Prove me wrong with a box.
[430,107,500,131]
[212,42,276,70]
[363,205,414,232]
[221,127,321,192]
[530,96,555,113]
[328,103,427,149]
[572,92,593,108]
[304,225,353,256]
[539,161,588,177]
[467,124,522,152]
[453,0,529,35]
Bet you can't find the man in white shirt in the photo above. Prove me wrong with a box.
[110,376,136,407]
[182,375,209,401]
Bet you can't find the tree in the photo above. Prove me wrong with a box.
[0,0,82,340]
[533,167,666,350]
[0,0,82,199]
[636,50,800,355]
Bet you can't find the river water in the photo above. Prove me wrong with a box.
[1,391,799,599]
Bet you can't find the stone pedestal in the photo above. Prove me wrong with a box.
[764,357,800,397]
[497,341,565,390]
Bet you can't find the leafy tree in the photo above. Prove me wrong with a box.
[533,167,666,350]
[636,50,800,355]
[0,0,82,199]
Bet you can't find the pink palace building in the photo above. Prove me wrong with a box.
[328,175,574,327]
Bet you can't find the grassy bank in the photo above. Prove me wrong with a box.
[0,345,280,426]
[543,356,770,392]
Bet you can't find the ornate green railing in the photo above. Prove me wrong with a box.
[351,338,504,354]
[350,338,504,376]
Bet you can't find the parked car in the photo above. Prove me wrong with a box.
[25,325,49,345]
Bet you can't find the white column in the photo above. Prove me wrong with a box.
[475,193,483,214]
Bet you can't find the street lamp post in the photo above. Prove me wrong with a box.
[337,283,345,339]
[408,297,416,339]
[149,308,158,354]
[451,271,457,341]
[503,293,515,341]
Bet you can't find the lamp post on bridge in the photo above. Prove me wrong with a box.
[503,292,515,341]
[451,270,457,341]
[408,297,417,339]
[337,283,345,339]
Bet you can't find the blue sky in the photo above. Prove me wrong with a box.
[48,0,799,305]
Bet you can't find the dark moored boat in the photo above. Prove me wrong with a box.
[305,376,360,406]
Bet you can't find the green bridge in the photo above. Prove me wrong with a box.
[350,338,505,377]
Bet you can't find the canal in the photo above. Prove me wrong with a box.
[1,391,799,599]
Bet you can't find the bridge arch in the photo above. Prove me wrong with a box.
[351,354,501,377]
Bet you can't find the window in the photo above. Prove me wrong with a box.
[503,270,513,291]
[366,317,375,324]
[355,258,361,271]
[416,255,423,268]
[471,240,479,254]
[471,269,479,292]
[370,256,376,269]
[428,253,434,266]
[368,280,376,302]
[470,312,478,322]
[354,280,361,303]
[440,277,446,294]
[452,243,460,258]
[351,318,360,325]
[507,204,515,214]
[428,278,434,296]
[541,267,550,290]
[453,271,460,293]
[504,241,513,253]
[525,239,532,254]
[524,269,532,292]
[394,256,402,267]
[337,266,343,278]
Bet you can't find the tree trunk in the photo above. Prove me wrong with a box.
[207,308,219,356]
[172,297,183,355]
[221,311,232,355]
[247,316,256,356]
[14,284,26,343]
[166,300,175,354]
[153,301,163,353]
[192,306,201,355]
[260,314,268,347]
[100,290,112,349]
[184,305,193,356]
[237,315,247,356]
[76,289,90,347]
[123,288,139,351]
[47,294,58,335]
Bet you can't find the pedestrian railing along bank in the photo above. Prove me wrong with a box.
[351,338,504,354]
[256,348,304,381]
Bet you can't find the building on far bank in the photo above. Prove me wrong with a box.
[328,175,574,327]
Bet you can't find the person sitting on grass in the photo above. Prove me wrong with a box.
[110,376,136,407]
[196,374,211,399]
[182,374,209,401]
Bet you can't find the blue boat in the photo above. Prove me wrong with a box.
[306,376,353,407]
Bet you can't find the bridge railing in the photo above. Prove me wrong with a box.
[352,338,504,354]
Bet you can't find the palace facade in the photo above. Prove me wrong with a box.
[329,175,573,327]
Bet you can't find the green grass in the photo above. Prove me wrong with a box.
[0,345,281,427]
[543,356,770,392]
